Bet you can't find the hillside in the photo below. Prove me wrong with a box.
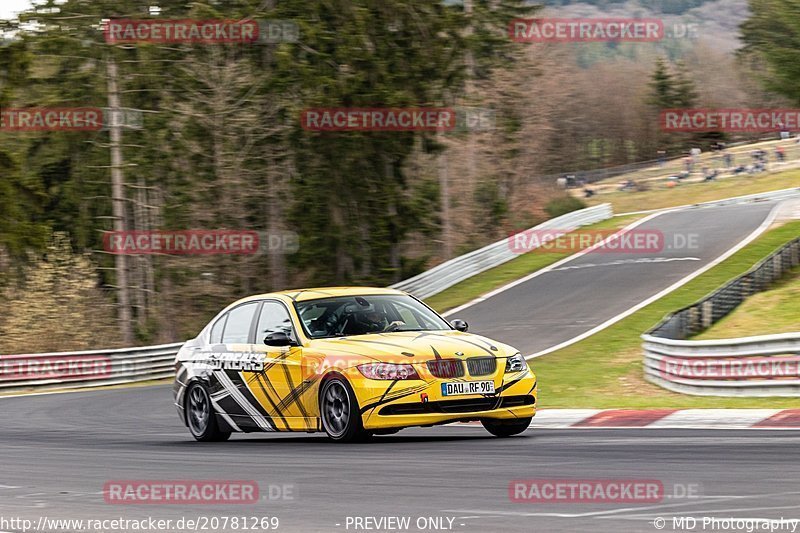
[537,0,749,54]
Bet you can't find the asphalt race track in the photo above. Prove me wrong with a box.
[2,386,800,533]
[1,199,796,533]
[455,201,778,355]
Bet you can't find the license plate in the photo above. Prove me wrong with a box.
[441,381,495,396]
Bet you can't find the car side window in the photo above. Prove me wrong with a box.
[209,314,227,344]
[221,303,259,344]
[256,301,295,343]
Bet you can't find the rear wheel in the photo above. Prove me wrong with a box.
[186,382,231,442]
[482,417,532,438]
[320,377,368,442]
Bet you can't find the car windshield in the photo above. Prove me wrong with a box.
[295,294,452,339]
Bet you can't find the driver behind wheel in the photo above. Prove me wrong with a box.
[353,309,386,333]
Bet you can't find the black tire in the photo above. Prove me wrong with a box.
[185,382,231,442]
[481,417,532,438]
[320,377,368,443]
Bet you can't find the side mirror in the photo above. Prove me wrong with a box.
[450,319,469,332]
[264,331,297,347]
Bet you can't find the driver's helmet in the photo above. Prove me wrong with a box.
[355,309,385,332]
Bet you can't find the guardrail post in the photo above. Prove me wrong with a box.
[741,274,752,299]
[685,308,697,337]
[700,300,713,329]
[773,254,783,280]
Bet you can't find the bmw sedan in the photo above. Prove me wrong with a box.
[174,287,537,442]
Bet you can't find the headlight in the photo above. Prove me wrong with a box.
[505,353,527,373]
[357,363,421,380]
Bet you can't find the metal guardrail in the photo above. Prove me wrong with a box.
[642,333,800,397]
[3,188,795,394]
[0,205,611,393]
[0,342,182,393]
[391,203,613,299]
[643,235,800,396]
[648,236,800,340]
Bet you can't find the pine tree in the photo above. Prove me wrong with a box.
[740,0,800,104]
[673,61,699,108]
[647,57,677,109]
[646,57,700,153]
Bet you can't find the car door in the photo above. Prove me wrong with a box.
[211,301,277,432]
[243,300,314,431]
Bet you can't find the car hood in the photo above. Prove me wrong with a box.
[306,330,517,364]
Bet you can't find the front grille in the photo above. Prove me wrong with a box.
[378,395,535,416]
[467,357,496,376]
[426,359,464,378]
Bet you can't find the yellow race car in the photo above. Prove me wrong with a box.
[174,287,537,442]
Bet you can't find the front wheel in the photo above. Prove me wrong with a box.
[185,382,231,442]
[482,417,532,438]
[320,377,368,443]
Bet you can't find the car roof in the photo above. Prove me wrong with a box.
[232,287,408,305]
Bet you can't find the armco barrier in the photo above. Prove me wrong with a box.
[391,203,613,299]
[643,333,800,397]
[0,205,611,393]
[4,190,795,394]
[643,235,800,396]
[648,236,800,340]
[1,206,612,393]
[0,342,182,392]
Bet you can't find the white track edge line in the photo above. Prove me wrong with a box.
[442,211,667,318]
[525,201,782,360]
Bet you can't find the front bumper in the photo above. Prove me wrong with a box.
[353,369,537,431]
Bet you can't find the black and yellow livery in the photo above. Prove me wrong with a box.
[174,287,537,442]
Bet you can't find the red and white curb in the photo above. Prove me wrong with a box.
[528,409,800,429]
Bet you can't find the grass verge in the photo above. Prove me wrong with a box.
[530,220,800,409]
[587,168,800,214]
[425,214,642,313]
[695,265,800,339]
